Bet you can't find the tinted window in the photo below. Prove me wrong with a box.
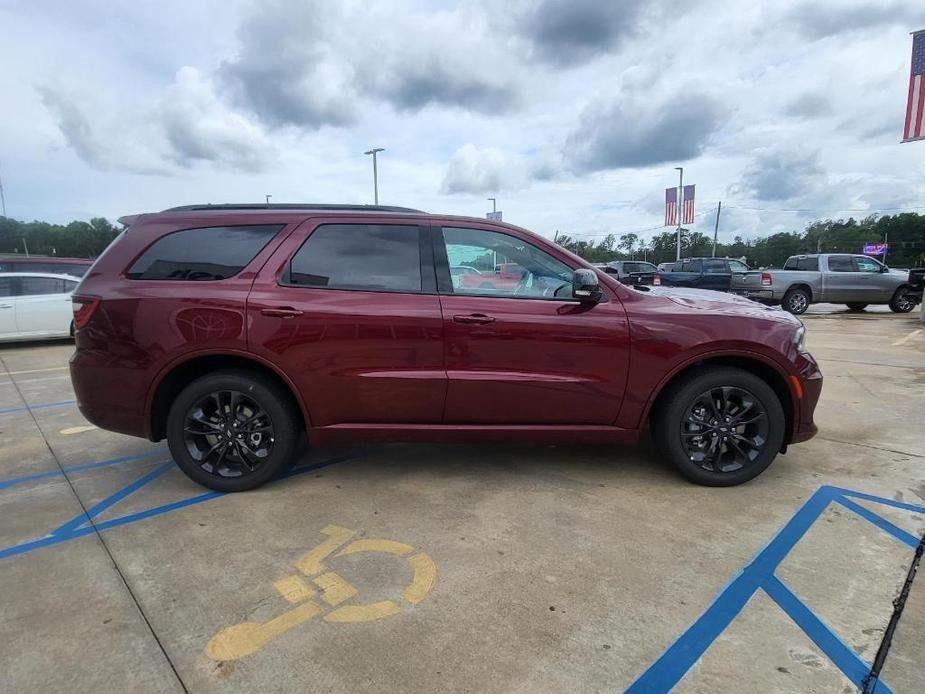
[64,280,79,292]
[703,259,727,274]
[728,260,750,272]
[637,262,658,273]
[0,277,16,297]
[827,256,854,272]
[855,256,881,273]
[442,227,573,298]
[127,225,282,281]
[288,224,422,292]
[798,257,818,271]
[20,277,64,296]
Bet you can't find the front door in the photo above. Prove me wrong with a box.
[247,220,446,426]
[436,225,630,425]
[14,276,75,337]
[853,255,895,302]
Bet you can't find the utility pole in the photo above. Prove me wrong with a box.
[22,237,29,256]
[487,197,497,214]
[364,148,384,205]
[674,167,684,261]
[265,194,272,206]
[553,230,559,243]
[712,201,722,257]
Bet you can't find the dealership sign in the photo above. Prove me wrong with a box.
[862,243,888,255]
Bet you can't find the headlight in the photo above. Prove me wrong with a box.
[793,324,807,353]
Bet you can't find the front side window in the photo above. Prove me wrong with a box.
[855,256,882,273]
[827,256,854,272]
[19,277,64,296]
[127,225,283,281]
[287,224,423,293]
[441,227,573,299]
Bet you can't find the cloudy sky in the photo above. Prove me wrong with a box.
[1,0,924,246]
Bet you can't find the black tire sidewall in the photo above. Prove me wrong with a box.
[166,371,299,492]
[889,288,915,313]
[783,289,809,315]
[653,368,786,487]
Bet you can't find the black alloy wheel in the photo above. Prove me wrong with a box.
[889,288,917,313]
[167,370,299,492]
[652,367,785,486]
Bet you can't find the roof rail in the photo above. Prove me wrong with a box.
[161,203,426,214]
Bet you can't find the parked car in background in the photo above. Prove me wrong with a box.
[0,273,80,342]
[70,203,821,493]
[653,257,751,292]
[597,260,658,286]
[449,265,482,289]
[0,256,92,277]
[731,253,920,315]
[458,262,525,292]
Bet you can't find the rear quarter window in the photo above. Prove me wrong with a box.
[126,225,283,280]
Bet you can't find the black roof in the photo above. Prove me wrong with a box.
[161,203,425,214]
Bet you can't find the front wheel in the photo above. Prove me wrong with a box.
[889,287,917,313]
[782,288,810,315]
[651,367,785,486]
[166,370,300,492]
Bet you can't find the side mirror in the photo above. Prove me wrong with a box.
[572,268,602,303]
[881,265,889,273]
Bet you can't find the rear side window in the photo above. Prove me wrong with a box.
[20,277,65,295]
[286,224,423,293]
[785,257,818,270]
[827,256,854,272]
[126,225,283,281]
[703,259,726,274]
[0,277,16,297]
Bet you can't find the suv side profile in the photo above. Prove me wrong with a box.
[70,204,822,492]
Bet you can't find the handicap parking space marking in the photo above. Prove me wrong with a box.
[0,449,166,490]
[206,524,437,661]
[0,399,76,415]
[0,454,355,560]
[626,486,925,694]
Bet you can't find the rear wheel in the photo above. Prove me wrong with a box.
[782,287,810,315]
[166,370,300,492]
[846,303,868,312]
[651,367,785,486]
[889,287,916,313]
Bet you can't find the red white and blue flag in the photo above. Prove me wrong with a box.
[903,30,925,142]
[682,185,695,224]
[665,187,677,226]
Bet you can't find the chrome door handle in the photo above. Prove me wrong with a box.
[453,313,495,324]
[261,307,304,318]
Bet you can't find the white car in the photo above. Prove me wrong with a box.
[0,272,81,342]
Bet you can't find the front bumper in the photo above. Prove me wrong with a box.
[791,355,822,444]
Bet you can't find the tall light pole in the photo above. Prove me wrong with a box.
[674,167,683,261]
[487,197,496,213]
[265,194,272,206]
[0,162,6,218]
[364,148,384,205]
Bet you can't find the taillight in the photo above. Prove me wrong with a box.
[653,273,661,286]
[761,272,772,286]
[72,295,101,330]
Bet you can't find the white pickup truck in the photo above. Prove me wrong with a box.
[730,253,920,315]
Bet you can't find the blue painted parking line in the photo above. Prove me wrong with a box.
[0,450,166,490]
[626,485,924,693]
[0,454,354,561]
[0,399,76,415]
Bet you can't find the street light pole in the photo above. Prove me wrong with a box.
[265,194,272,206]
[0,162,6,218]
[364,148,385,205]
[674,167,683,261]
[487,197,496,213]
[712,201,722,257]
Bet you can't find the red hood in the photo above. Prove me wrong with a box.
[640,286,801,325]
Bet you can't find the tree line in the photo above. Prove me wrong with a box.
[555,213,925,268]
[2,212,925,269]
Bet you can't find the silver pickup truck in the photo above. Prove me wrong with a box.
[731,253,920,315]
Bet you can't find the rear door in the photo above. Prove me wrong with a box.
[699,258,732,291]
[435,224,629,425]
[247,220,446,426]
[822,255,857,302]
[14,276,75,336]
[0,276,18,338]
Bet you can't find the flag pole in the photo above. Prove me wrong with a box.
[712,201,722,257]
[675,167,683,261]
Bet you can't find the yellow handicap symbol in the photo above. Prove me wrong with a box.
[206,525,437,661]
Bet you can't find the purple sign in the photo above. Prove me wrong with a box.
[862,243,888,255]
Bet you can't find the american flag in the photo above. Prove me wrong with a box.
[682,185,695,224]
[665,187,677,226]
[903,31,925,142]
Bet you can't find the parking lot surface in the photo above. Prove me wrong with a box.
[1,305,923,693]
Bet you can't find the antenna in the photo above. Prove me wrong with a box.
[0,162,6,218]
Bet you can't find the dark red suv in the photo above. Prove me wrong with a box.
[70,204,821,492]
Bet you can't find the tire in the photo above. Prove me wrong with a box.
[846,303,868,312]
[782,287,810,315]
[651,367,785,487]
[889,287,917,313]
[166,369,300,492]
